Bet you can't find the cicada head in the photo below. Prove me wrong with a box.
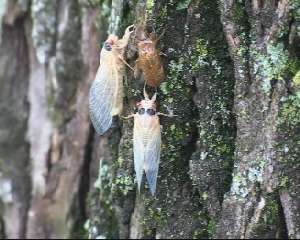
[102,35,118,51]
[137,29,159,55]
[100,35,119,61]
[137,38,155,55]
[137,92,157,116]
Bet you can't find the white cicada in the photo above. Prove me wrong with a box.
[89,25,134,134]
[124,89,174,195]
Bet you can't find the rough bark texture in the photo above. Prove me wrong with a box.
[0,0,299,239]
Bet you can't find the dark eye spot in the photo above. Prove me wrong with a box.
[138,108,145,115]
[128,25,135,32]
[104,42,112,51]
[147,109,156,116]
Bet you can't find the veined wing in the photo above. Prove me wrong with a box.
[89,55,117,134]
[144,120,161,196]
[133,115,145,192]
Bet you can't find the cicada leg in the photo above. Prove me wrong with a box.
[157,28,166,41]
[157,112,178,117]
[159,51,168,57]
[134,60,142,79]
[118,55,134,71]
[121,114,135,119]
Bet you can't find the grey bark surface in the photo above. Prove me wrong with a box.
[0,0,299,239]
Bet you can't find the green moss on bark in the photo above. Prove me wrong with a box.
[247,195,285,238]
[277,89,300,196]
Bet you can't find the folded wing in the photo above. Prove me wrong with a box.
[134,116,161,195]
[144,123,161,196]
[133,116,145,192]
[89,57,116,134]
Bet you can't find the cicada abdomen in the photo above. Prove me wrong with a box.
[89,25,134,134]
[133,91,161,195]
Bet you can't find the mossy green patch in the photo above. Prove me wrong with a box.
[176,0,192,10]
[231,172,249,198]
[112,174,134,196]
[191,210,216,239]
[146,0,155,13]
[280,92,300,128]
[189,39,209,71]
[277,86,300,209]
[254,43,288,92]
[293,71,300,87]
[249,195,281,238]
[148,207,167,225]
[253,43,300,93]
[207,218,217,238]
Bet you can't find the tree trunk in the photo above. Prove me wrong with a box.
[0,0,299,239]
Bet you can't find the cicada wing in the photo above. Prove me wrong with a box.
[144,122,161,196]
[89,58,115,134]
[133,116,145,192]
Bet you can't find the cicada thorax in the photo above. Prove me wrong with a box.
[136,32,165,87]
[109,42,126,116]
[110,58,124,116]
[108,27,134,116]
[135,98,158,129]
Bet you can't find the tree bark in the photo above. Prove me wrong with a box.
[0,0,299,239]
